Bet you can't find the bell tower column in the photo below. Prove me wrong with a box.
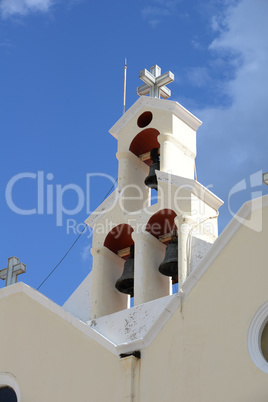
[116,151,150,213]
[158,133,196,179]
[132,230,171,306]
[91,246,129,319]
[175,215,193,288]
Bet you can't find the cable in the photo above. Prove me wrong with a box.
[102,177,118,200]
[37,177,118,290]
[37,225,87,290]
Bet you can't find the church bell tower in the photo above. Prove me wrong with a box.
[85,65,223,319]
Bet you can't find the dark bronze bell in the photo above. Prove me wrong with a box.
[115,244,134,297]
[158,236,178,278]
[144,148,160,190]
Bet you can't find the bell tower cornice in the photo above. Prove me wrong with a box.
[157,171,224,212]
[109,96,202,139]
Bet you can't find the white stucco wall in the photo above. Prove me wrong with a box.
[0,288,125,402]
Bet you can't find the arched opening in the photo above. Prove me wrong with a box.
[129,128,161,206]
[0,386,17,402]
[146,209,178,289]
[129,128,160,166]
[104,224,134,257]
[248,302,268,374]
[104,224,135,304]
[261,321,268,362]
[146,209,177,239]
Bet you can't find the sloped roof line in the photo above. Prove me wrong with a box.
[0,282,182,356]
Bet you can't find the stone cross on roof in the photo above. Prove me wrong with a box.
[137,65,174,99]
[0,256,26,286]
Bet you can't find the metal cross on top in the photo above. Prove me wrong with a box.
[0,257,26,287]
[137,65,174,99]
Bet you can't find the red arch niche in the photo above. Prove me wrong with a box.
[104,224,134,254]
[146,209,177,239]
[129,128,160,166]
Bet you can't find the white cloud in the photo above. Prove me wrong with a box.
[187,67,211,88]
[191,39,203,51]
[211,15,220,32]
[141,5,171,28]
[191,0,268,224]
[142,0,183,27]
[0,0,54,18]
[142,6,171,19]
[0,39,13,47]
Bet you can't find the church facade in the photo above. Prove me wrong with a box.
[1,65,268,401]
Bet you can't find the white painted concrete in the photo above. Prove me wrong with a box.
[88,293,180,355]
[109,96,202,139]
[90,246,128,319]
[132,230,170,306]
[63,272,92,322]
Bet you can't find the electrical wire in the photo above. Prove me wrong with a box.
[37,225,87,290]
[37,177,118,290]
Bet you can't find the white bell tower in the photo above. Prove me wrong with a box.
[85,65,223,319]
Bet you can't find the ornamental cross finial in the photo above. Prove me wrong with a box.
[0,257,26,286]
[137,64,174,99]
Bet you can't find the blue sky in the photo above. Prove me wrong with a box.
[1,0,268,305]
